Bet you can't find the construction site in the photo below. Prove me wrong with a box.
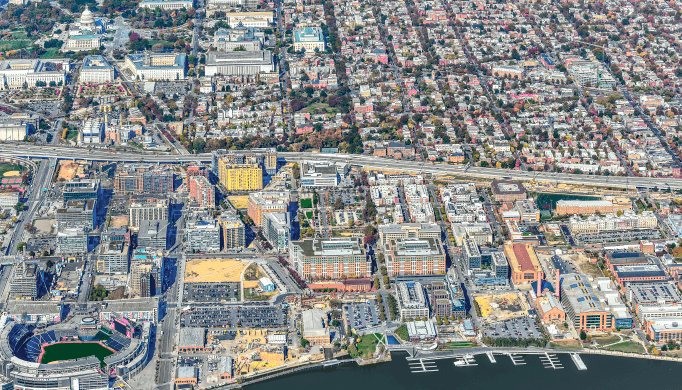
[473,293,529,322]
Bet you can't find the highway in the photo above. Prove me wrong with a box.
[5,157,57,256]
[2,144,681,190]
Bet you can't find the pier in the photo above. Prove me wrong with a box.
[408,359,438,373]
[570,353,587,370]
[508,354,526,366]
[486,351,496,363]
[540,353,563,369]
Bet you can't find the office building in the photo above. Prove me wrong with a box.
[97,241,130,274]
[205,51,276,77]
[189,176,215,208]
[462,238,482,270]
[289,237,370,280]
[560,273,614,331]
[138,220,168,250]
[185,214,221,253]
[491,251,509,278]
[79,55,115,83]
[626,282,682,311]
[10,263,43,299]
[80,118,103,144]
[515,199,540,222]
[247,191,290,227]
[385,238,445,277]
[263,212,289,251]
[556,199,632,215]
[129,198,169,228]
[405,320,437,342]
[213,27,263,51]
[56,228,88,254]
[0,59,66,89]
[294,27,326,52]
[56,199,95,231]
[138,0,194,9]
[451,222,493,246]
[301,309,330,345]
[0,192,18,208]
[124,53,187,80]
[378,223,441,246]
[219,211,245,250]
[504,243,543,287]
[613,264,666,288]
[115,164,174,194]
[490,180,527,202]
[63,179,99,201]
[396,281,429,320]
[300,161,342,188]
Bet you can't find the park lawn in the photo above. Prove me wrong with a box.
[441,341,477,350]
[65,130,79,141]
[549,340,583,351]
[300,102,336,114]
[0,40,32,51]
[0,163,24,177]
[227,195,249,209]
[305,211,313,219]
[394,324,408,342]
[40,48,61,59]
[592,335,620,346]
[355,334,379,358]
[605,341,645,354]
[300,198,312,208]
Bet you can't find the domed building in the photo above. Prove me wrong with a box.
[62,6,102,52]
[79,6,96,32]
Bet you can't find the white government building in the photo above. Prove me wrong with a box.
[124,53,187,81]
[63,7,102,52]
[138,0,195,9]
[205,51,276,77]
[0,59,66,89]
[79,55,115,83]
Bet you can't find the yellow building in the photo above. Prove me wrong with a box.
[218,161,263,191]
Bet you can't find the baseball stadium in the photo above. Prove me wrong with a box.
[0,315,152,390]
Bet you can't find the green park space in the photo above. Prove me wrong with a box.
[300,198,312,208]
[605,341,645,354]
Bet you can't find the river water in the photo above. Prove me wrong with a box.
[246,353,682,390]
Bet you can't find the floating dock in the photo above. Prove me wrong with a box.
[454,355,478,367]
[486,351,496,363]
[409,359,438,373]
[540,353,563,369]
[508,354,526,365]
[570,353,587,370]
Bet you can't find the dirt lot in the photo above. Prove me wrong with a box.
[57,161,79,181]
[227,195,249,209]
[33,219,54,234]
[474,293,527,321]
[572,252,603,279]
[184,259,248,283]
[109,216,129,229]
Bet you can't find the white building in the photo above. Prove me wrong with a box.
[138,0,194,9]
[0,192,19,208]
[125,53,187,81]
[568,210,658,234]
[0,59,66,89]
[63,7,102,52]
[294,27,326,52]
[79,55,115,83]
[80,119,103,144]
[204,51,276,77]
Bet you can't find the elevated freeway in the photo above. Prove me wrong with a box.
[0,144,678,190]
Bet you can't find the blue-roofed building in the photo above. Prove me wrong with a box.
[293,27,326,52]
[125,53,187,81]
[80,55,115,83]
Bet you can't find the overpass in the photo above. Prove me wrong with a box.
[0,144,679,190]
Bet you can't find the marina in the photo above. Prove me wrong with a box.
[408,359,438,373]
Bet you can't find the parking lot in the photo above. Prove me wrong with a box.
[182,303,287,328]
[483,317,542,340]
[575,229,660,244]
[343,300,380,331]
[183,281,241,302]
